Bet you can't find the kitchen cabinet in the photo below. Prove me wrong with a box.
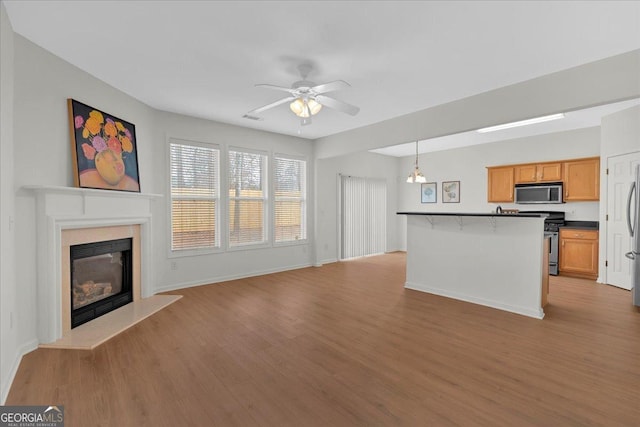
[563,157,600,201]
[514,162,562,184]
[487,166,514,202]
[559,228,599,279]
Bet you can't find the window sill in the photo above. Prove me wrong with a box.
[168,246,224,258]
[274,239,308,248]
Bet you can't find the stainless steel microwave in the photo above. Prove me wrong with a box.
[514,182,563,204]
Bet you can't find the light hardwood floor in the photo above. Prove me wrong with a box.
[7,252,640,426]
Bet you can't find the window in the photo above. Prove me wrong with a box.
[275,156,307,243]
[169,140,220,251]
[228,149,267,247]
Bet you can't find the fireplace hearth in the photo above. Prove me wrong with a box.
[71,238,133,328]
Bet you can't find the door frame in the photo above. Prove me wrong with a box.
[602,150,640,288]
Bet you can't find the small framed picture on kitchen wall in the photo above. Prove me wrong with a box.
[442,181,460,203]
[421,182,437,203]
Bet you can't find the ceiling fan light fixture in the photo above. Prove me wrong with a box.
[289,98,305,116]
[290,97,322,118]
[307,98,322,115]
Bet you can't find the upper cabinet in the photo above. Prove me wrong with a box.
[487,166,514,202]
[487,156,600,203]
[514,163,562,184]
[563,157,600,201]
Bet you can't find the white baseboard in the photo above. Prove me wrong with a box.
[154,262,313,293]
[316,258,337,266]
[1,338,38,404]
[404,281,544,320]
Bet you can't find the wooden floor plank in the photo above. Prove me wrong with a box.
[7,252,640,426]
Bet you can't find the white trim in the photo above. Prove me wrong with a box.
[1,338,38,404]
[21,185,162,199]
[227,148,269,247]
[167,139,221,253]
[23,186,158,344]
[154,262,313,293]
[404,281,545,320]
[273,154,308,244]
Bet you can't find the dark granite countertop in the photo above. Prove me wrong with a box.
[397,212,549,218]
[561,221,599,230]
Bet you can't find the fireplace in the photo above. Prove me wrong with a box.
[71,238,133,328]
[25,185,163,344]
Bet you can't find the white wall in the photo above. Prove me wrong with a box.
[6,34,315,399]
[599,105,640,283]
[0,2,18,404]
[12,35,157,358]
[601,105,640,157]
[395,127,601,250]
[315,151,401,264]
[153,111,313,292]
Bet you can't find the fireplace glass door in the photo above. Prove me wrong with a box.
[72,252,123,309]
[70,238,133,328]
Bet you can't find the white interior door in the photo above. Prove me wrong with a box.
[606,152,640,289]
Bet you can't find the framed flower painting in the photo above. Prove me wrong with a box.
[421,182,437,203]
[67,99,141,192]
[442,181,460,203]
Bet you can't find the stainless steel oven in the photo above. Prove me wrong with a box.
[544,230,559,275]
[522,211,565,276]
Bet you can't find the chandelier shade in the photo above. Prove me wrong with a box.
[406,141,426,183]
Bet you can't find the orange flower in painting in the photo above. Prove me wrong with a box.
[84,110,104,135]
[120,136,133,153]
[85,118,102,135]
[104,121,117,138]
[107,136,122,154]
[88,110,104,123]
[115,121,125,132]
[81,143,96,160]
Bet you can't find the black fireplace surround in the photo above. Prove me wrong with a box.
[70,238,133,328]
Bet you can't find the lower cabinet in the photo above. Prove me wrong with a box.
[559,229,599,280]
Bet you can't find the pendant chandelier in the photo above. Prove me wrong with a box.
[406,140,426,183]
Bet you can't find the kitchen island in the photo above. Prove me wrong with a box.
[398,212,548,319]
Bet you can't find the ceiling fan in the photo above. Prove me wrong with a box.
[246,64,360,126]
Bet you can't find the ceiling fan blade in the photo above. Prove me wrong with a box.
[247,96,296,115]
[255,84,297,94]
[315,95,360,116]
[311,80,350,94]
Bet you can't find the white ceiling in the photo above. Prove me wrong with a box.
[4,1,640,141]
[371,98,640,157]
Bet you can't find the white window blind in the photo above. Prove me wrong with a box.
[340,175,387,259]
[169,140,220,251]
[275,156,306,243]
[228,149,267,246]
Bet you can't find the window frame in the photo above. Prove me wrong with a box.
[226,146,269,250]
[167,137,222,258]
[273,153,308,246]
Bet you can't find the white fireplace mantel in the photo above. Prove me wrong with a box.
[24,185,162,344]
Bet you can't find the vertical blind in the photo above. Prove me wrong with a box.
[228,150,267,246]
[275,156,306,242]
[341,175,387,260]
[170,141,220,251]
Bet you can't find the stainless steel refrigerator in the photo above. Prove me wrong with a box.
[627,164,640,307]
